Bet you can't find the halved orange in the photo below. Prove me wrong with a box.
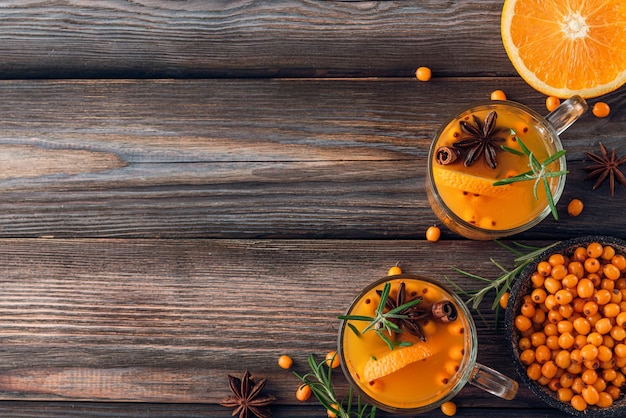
[501,0,626,98]
[363,342,433,382]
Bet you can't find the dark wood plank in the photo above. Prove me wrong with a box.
[0,0,512,79]
[0,78,623,239]
[0,238,572,415]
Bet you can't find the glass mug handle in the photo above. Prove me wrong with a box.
[545,95,588,135]
[469,362,519,400]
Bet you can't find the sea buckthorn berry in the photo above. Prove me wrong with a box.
[440,401,457,416]
[544,277,562,294]
[490,89,507,100]
[585,258,601,274]
[515,315,532,332]
[592,101,610,118]
[604,264,621,281]
[546,335,560,351]
[595,318,614,335]
[535,345,552,364]
[547,309,563,324]
[611,326,626,341]
[548,253,566,266]
[611,289,623,304]
[587,242,604,258]
[544,323,558,337]
[527,362,542,380]
[603,368,618,382]
[545,295,559,310]
[594,289,613,305]
[278,354,293,369]
[555,350,571,369]
[532,309,546,324]
[573,248,588,262]
[602,246,616,261]
[603,303,620,318]
[583,301,599,317]
[597,391,613,408]
[601,279,615,292]
[557,320,574,334]
[598,345,613,363]
[541,361,558,378]
[616,312,626,327]
[296,383,312,401]
[531,272,545,288]
[558,332,575,350]
[426,225,441,242]
[612,255,626,271]
[555,289,573,305]
[520,349,536,365]
[587,332,604,347]
[577,279,595,299]
[537,261,553,277]
[558,387,574,402]
[573,317,592,335]
[560,372,575,388]
[545,96,561,111]
[588,273,602,287]
[582,369,598,385]
[569,261,585,278]
[325,350,340,368]
[583,384,601,405]
[531,288,548,303]
[571,394,587,411]
[607,384,621,400]
[551,264,568,280]
[574,335,588,350]
[387,264,402,276]
[548,378,561,392]
[519,337,532,351]
[614,343,626,358]
[560,305,575,321]
[567,198,584,217]
[572,297,586,313]
[531,332,547,347]
[499,291,510,309]
[520,302,536,317]
[581,344,599,361]
[415,66,432,81]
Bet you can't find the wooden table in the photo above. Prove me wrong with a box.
[0,1,624,417]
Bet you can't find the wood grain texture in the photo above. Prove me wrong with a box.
[0,238,564,413]
[0,0,512,79]
[0,79,623,239]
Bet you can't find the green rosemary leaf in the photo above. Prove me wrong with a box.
[500,144,525,156]
[337,314,375,322]
[543,149,567,165]
[346,323,361,337]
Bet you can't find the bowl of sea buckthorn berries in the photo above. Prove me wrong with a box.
[506,236,626,417]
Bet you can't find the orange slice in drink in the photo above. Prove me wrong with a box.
[363,342,433,382]
[432,165,513,198]
[501,0,626,98]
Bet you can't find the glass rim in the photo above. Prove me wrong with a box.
[426,100,567,239]
[337,274,479,414]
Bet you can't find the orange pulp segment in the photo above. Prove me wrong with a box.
[363,342,433,382]
[501,0,626,98]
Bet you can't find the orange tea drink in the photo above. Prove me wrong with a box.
[338,275,518,414]
[426,97,586,240]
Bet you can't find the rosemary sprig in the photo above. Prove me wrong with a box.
[294,353,377,418]
[338,282,422,350]
[493,131,568,220]
[445,241,560,314]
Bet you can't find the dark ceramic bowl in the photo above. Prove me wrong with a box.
[505,235,626,417]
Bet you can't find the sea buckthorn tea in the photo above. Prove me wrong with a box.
[338,275,518,414]
[426,98,586,240]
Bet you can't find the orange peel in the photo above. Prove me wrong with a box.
[363,342,433,382]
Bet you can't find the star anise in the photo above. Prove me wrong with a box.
[377,281,429,341]
[220,370,276,418]
[453,110,507,169]
[583,142,626,197]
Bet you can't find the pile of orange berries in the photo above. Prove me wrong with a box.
[514,242,626,412]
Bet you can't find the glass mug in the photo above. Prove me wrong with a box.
[338,274,518,415]
[426,96,587,240]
